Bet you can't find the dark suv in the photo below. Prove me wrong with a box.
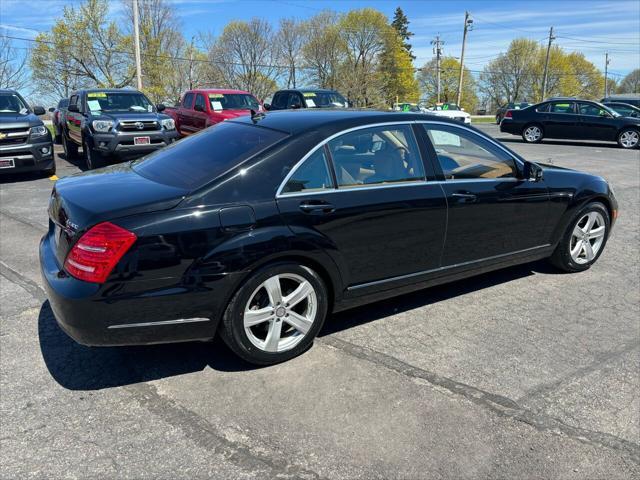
[265,88,348,110]
[0,89,55,176]
[61,89,179,169]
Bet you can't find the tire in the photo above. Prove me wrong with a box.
[550,202,610,273]
[522,124,544,143]
[62,133,78,160]
[83,138,105,170]
[617,128,639,149]
[43,162,56,177]
[496,115,501,125]
[219,262,329,365]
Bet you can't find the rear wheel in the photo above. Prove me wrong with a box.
[62,133,78,160]
[522,124,543,143]
[617,128,639,149]
[219,262,328,365]
[496,115,501,124]
[550,202,610,272]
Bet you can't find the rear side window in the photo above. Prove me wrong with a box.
[182,92,194,108]
[133,122,288,189]
[281,148,333,194]
[535,103,549,112]
[549,102,575,114]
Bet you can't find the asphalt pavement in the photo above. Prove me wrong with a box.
[1,125,639,479]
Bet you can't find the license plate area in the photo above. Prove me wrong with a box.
[134,136,150,145]
[0,158,15,169]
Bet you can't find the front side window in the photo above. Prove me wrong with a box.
[328,125,425,187]
[182,92,194,108]
[195,94,206,110]
[549,102,575,114]
[422,124,517,180]
[287,93,303,109]
[86,92,153,113]
[281,148,333,194]
[578,103,606,116]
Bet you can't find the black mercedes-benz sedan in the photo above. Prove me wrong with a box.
[500,99,640,149]
[40,110,618,365]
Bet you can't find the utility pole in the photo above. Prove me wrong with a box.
[188,36,195,90]
[541,26,555,101]
[604,52,610,99]
[132,0,143,90]
[456,12,472,107]
[431,35,444,103]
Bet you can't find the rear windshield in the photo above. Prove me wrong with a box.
[132,122,288,189]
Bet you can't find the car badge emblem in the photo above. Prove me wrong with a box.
[135,122,144,130]
[64,219,79,232]
[0,132,6,140]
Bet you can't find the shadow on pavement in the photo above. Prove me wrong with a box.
[38,260,556,390]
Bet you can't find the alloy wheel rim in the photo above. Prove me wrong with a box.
[243,273,317,353]
[569,211,606,264]
[524,126,541,142]
[620,131,639,148]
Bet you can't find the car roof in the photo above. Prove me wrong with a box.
[228,109,460,135]
[190,88,253,95]
[276,88,339,93]
[75,88,143,95]
[603,94,640,99]
[0,89,18,94]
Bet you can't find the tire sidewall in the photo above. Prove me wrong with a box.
[222,263,329,365]
[617,128,639,149]
[522,124,543,143]
[555,202,610,272]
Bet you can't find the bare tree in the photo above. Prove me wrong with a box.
[0,37,29,90]
[276,18,305,88]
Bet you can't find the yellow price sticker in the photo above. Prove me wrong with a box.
[208,93,224,99]
[302,92,316,97]
[87,92,107,98]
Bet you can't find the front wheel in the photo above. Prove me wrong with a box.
[219,263,329,365]
[522,124,544,143]
[550,202,610,272]
[83,139,105,170]
[62,134,78,160]
[617,128,639,149]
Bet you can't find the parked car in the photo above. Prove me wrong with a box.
[500,99,640,149]
[165,89,262,137]
[603,102,640,118]
[601,94,639,108]
[40,110,618,365]
[61,88,179,169]
[50,98,69,144]
[425,103,471,124]
[0,89,55,176]
[496,102,532,124]
[265,88,348,110]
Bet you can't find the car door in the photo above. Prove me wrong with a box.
[276,123,447,289]
[542,101,580,139]
[193,93,209,132]
[419,122,550,266]
[577,102,618,141]
[179,92,194,135]
[66,94,82,143]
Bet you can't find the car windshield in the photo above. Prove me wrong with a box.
[302,91,347,108]
[132,122,288,189]
[86,92,153,113]
[208,93,260,111]
[0,93,29,114]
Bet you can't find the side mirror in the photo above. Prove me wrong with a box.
[523,161,544,182]
[156,103,166,112]
[33,106,46,116]
[194,104,205,112]
[263,103,270,111]
[290,103,302,110]
[68,104,79,113]
[48,107,55,113]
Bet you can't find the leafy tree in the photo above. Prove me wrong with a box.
[418,56,478,112]
[618,69,640,93]
[379,29,419,106]
[390,7,414,60]
[301,11,346,90]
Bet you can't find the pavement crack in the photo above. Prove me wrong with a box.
[0,209,48,233]
[320,335,640,464]
[125,382,327,480]
[0,261,47,302]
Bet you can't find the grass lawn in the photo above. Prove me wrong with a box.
[470,116,496,124]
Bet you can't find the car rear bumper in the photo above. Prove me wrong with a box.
[39,232,222,346]
[499,120,520,134]
[0,138,54,173]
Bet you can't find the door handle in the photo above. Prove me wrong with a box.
[299,201,335,214]
[451,192,477,203]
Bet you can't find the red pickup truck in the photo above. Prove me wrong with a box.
[165,89,262,136]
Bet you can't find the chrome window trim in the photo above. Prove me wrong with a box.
[275,120,524,199]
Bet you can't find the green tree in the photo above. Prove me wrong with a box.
[418,57,478,112]
[301,11,345,90]
[390,7,415,60]
[379,29,419,106]
[618,69,640,93]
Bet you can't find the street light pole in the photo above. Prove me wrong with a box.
[431,35,444,104]
[604,52,610,99]
[132,0,143,90]
[456,12,472,107]
[541,26,555,101]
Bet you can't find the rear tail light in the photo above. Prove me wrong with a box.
[64,222,137,283]
[504,110,513,119]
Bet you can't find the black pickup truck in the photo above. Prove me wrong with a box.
[0,89,55,176]
[61,88,179,169]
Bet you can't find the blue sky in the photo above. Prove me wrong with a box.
[1,0,639,78]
